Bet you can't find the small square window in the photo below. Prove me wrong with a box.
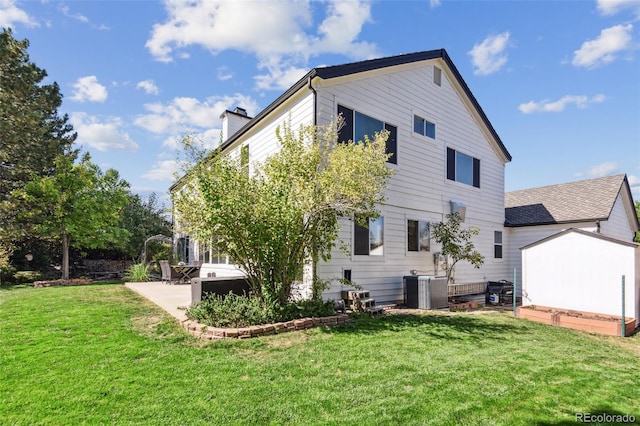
[413,115,436,139]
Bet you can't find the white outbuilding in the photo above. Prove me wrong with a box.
[521,228,639,323]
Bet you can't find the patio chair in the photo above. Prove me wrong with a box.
[159,260,181,284]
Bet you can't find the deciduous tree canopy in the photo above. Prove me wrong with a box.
[174,121,393,307]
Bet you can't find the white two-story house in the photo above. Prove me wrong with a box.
[171,49,513,303]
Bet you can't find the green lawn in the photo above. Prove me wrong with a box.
[1,283,639,425]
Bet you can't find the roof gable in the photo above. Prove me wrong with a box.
[521,227,639,250]
[218,49,511,161]
[505,174,628,227]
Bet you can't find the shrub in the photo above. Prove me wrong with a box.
[13,270,43,284]
[186,293,337,327]
[186,292,275,328]
[277,299,336,322]
[124,263,149,282]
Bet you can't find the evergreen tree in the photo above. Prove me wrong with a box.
[0,28,77,241]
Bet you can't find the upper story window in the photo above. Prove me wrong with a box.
[240,145,249,171]
[338,105,397,165]
[413,115,436,139]
[354,216,384,256]
[447,147,480,188]
[407,220,430,252]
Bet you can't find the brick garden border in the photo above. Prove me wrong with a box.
[181,314,351,340]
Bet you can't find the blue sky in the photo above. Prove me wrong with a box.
[2,0,639,203]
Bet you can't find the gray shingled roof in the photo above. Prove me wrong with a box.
[505,174,626,226]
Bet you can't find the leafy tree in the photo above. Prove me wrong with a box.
[174,121,393,308]
[432,212,485,284]
[14,152,130,280]
[119,192,172,259]
[0,29,77,240]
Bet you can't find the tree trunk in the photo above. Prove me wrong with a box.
[61,231,70,280]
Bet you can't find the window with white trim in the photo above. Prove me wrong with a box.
[447,147,480,188]
[494,231,503,259]
[354,216,384,256]
[413,115,436,139]
[407,220,430,252]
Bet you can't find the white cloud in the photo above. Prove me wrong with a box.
[216,66,233,81]
[134,93,259,136]
[71,76,108,102]
[146,0,379,90]
[137,79,159,95]
[572,24,633,69]
[518,94,606,113]
[254,59,310,91]
[0,0,38,28]
[141,160,181,181]
[70,113,139,152]
[468,32,511,76]
[430,0,442,8]
[597,0,640,16]
[161,128,222,151]
[59,3,110,30]
[586,161,620,177]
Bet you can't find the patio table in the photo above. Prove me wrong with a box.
[171,264,201,285]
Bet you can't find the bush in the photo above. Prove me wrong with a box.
[13,270,43,284]
[186,292,275,328]
[124,263,149,282]
[277,299,336,322]
[186,293,337,327]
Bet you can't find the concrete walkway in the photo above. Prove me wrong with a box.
[125,281,192,322]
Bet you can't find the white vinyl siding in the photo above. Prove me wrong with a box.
[600,193,637,241]
[314,59,509,302]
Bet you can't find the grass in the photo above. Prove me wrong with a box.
[1,283,639,425]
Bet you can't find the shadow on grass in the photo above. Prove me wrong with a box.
[325,312,523,341]
[537,406,639,425]
[0,281,124,291]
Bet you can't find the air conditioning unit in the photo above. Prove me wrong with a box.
[403,275,449,309]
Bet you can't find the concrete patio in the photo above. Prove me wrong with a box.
[125,281,192,322]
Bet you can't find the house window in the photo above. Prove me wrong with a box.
[494,231,503,259]
[338,105,397,164]
[240,145,249,168]
[354,216,384,256]
[434,66,442,86]
[413,115,436,139]
[447,147,480,188]
[408,220,430,252]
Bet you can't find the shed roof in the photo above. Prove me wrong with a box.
[521,227,639,250]
[505,174,630,227]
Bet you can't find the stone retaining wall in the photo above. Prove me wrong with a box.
[182,314,351,340]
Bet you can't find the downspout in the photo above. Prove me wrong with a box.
[308,75,317,126]
[307,75,318,297]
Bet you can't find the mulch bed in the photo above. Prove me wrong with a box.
[33,279,93,288]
